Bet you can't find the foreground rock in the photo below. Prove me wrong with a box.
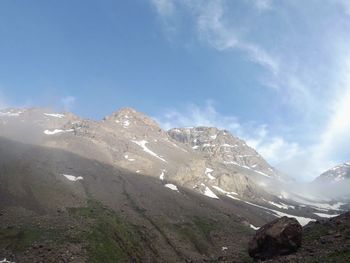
[248,216,302,260]
[265,212,350,263]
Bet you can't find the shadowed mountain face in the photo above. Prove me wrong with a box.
[0,107,348,262]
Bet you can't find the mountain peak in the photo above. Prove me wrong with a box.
[316,161,350,183]
[103,107,162,131]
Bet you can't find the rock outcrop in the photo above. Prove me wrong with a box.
[248,216,302,260]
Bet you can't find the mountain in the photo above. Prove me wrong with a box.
[315,161,350,183]
[0,107,347,262]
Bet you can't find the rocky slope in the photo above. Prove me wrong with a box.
[263,212,350,263]
[0,107,347,262]
[315,161,350,183]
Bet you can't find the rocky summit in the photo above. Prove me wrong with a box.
[0,107,348,262]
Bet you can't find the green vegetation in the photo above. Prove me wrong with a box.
[0,225,48,251]
[303,224,329,242]
[327,250,350,263]
[68,200,144,263]
[171,216,217,254]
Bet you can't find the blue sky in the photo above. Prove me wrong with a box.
[1,0,350,180]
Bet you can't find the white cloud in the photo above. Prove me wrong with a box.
[151,0,280,74]
[151,0,350,181]
[333,0,350,16]
[253,0,273,11]
[156,101,241,132]
[61,96,76,111]
[311,60,350,169]
[151,0,174,16]
[245,125,301,165]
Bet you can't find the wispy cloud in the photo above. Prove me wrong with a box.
[151,0,174,16]
[253,0,273,11]
[151,0,280,74]
[151,0,350,180]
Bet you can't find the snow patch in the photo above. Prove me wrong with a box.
[314,212,340,218]
[226,194,240,200]
[220,144,237,148]
[250,224,260,230]
[132,140,167,162]
[0,111,22,117]
[62,174,83,182]
[44,129,73,135]
[221,246,228,251]
[124,155,135,162]
[205,168,215,180]
[123,120,130,127]
[244,201,314,226]
[203,187,219,199]
[212,186,238,196]
[268,201,295,210]
[0,259,15,263]
[159,169,166,180]
[210,134,217,140]
[165,184,179,192]
[44,113,65,118]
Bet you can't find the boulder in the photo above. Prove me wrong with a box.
[248,216,302,260]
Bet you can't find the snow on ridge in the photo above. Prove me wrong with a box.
[268,201,295,210]
[210,134,217,140]
[44,129,74,135]
[44,113,65,118]
[124,154,135,162]
[123,120,130,127]
[314,212,340,218]
[62,174,83,182]
[244,201,314,226]
[159,169,166,180]
[220,144,238,148]
[132,140,167,162]
[205,168,215,180]
[165,183,179,192]
[203,186,219,199]
[0,111,22,117]
[226,194,240,200]
[0,258,15,263]
[250,224,260,230]
[212,186,238,196]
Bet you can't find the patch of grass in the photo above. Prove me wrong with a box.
[173,222,209,254]
[68,200,144,263]
[192,216,216,240]
[303,224,329,242]
[171,216,217,255]
[344,230,350,240]
[0,226,45,251]
[327,250,350,263]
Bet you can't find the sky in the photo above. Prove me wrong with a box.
[1,0,350,181]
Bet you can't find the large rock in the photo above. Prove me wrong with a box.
[248,216,302,260]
